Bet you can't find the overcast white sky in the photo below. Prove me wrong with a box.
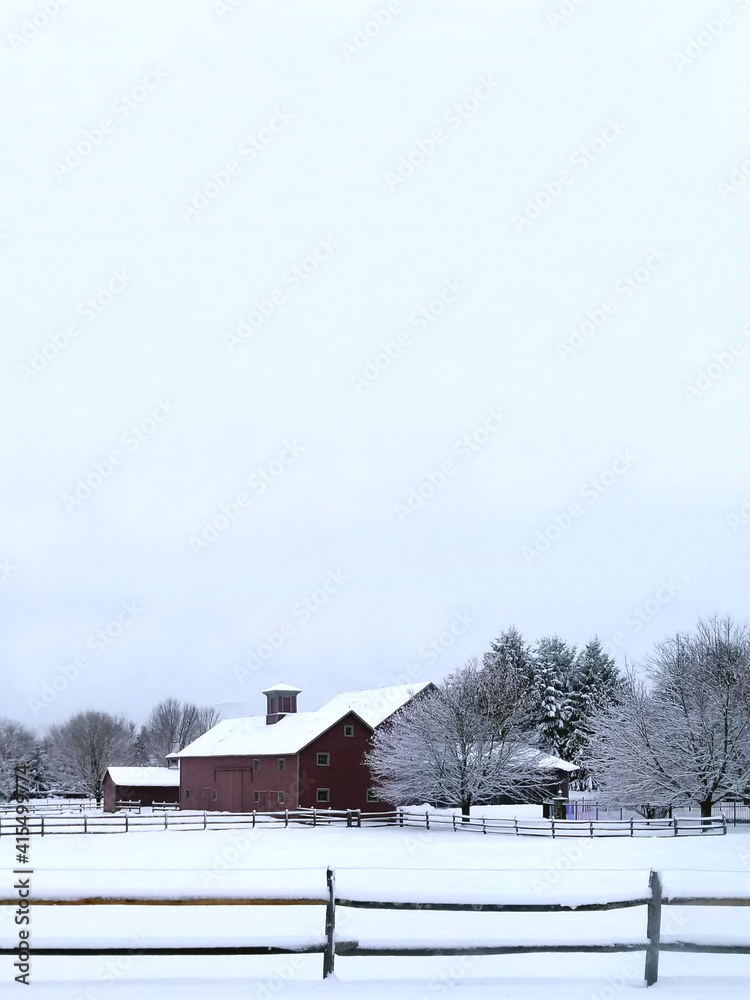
[2,0,750,731]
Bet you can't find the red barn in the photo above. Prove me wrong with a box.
[175,681,434,813]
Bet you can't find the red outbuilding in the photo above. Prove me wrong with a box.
[175,681,434,813]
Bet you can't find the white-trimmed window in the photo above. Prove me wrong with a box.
[211,789,218,801]
[317,753,330,766]
[344,725,354,737]
[277,791,285,804]
[253,759,260,771]
[253,790,260,803]
[316,788,330,803]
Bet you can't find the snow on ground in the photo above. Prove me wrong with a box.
[2,824,750,998]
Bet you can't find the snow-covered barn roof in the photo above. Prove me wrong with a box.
[106,767,180,787]
[175,709,366,757]
[317,681,434,729]
[533,751,578,773]
[177,681,434,758]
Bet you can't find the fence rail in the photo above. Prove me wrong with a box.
[0,868,747,986]
[566,800,750,825]
[2,808,727,838]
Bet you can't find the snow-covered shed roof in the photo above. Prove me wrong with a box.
[523,749,579,773]
[106,767,180,787]
[317,681,434,729]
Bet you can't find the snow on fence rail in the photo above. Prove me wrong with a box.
[0,807,727,838]
[1,868,748,986]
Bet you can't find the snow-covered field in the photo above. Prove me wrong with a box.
[2,824,749,999]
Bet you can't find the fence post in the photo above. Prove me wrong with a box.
[203,812,207,830]
[723,815,727,835]
[313,808,317,828]
[399,809,403,828]
[645,869,662,986]
[673,816,678,837]
[425,811,430,831]
[125,814,128,834]
[482,817,486,835]
[589,820,593,838]
[453,815,456,832]
[551,818,555,839]
[285,810,289,828]
[84,815,87,835]
[514,818,518,836]
[630,818,633,837]
[323,867,335,978]
[165,811,168,830]
[357,810,361,828]
[252,810,256,828]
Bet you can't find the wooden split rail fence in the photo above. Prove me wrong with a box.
[1,868,748,986]
[0,808,727,838]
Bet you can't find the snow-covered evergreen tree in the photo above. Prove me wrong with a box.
[531,636,576,757]
[479,625,534,731]
[565,637,623,782]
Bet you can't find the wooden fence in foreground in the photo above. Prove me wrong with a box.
[1,869,748,986]
[1,808,727,837]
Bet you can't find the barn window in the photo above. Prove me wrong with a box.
[211,789,218,801]
[277,791,285,804]
[316,788,330,803]
[344,725,354,737]
[278,758,285,771]
[184,789,190,800]
[366,789,379,802]
[253,791,260,803]
[317,753,330,766]
[253,759,260,771]
[281,696,292,713]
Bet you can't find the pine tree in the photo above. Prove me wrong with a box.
[565,637,623,781]
[479,625,534,732]
[531,636,576,756]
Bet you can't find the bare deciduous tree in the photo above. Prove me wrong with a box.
[47,710,136,804]
[584,616,750,817]
[0,719,36,800]
[366,660,549,817]
[140,698,220,764]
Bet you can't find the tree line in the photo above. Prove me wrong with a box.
[368,615,750,817]
[0,699,219,805]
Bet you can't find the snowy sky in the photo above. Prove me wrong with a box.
[2,0,750,730]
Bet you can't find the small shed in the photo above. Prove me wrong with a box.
[103,766,180,812]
